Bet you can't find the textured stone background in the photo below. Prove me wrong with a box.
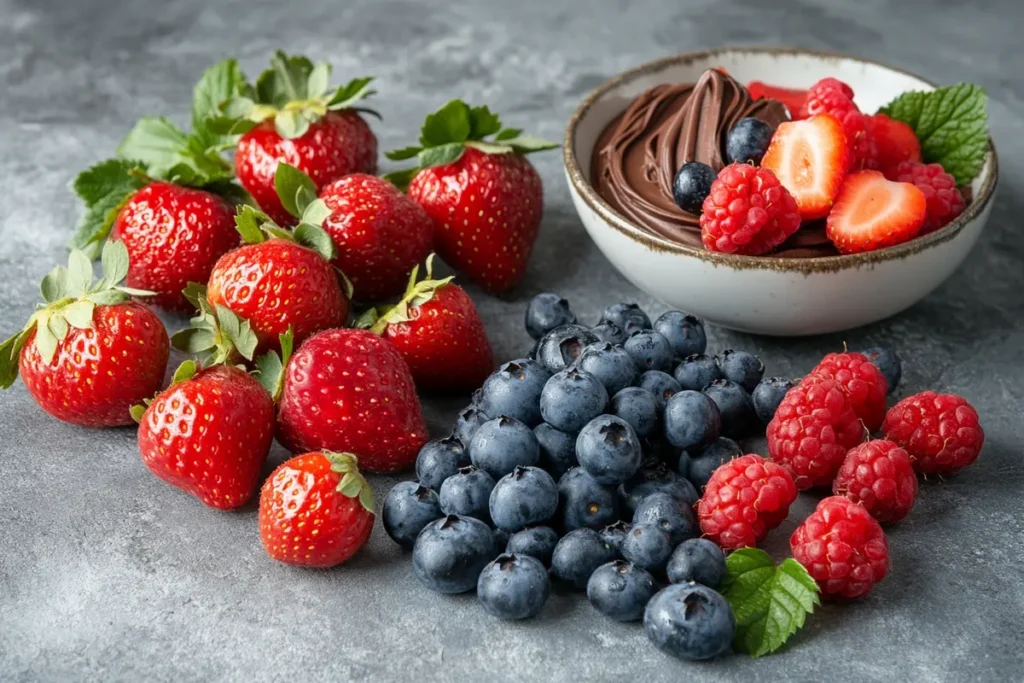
[1,0,1022,681]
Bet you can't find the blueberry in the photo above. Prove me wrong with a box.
[506,526,560,566]
[638,370,682,413]
[654,311,706,359]
[412,515,496,594]
[452,405,491,447]
[663,390,721,450]
[861,346,902,394]
[617,462,699,516]
[587,560,658,622]
[599,520,632,555]
[672,161,716,214]
[573,342,638,396]
[477,554,551,620]
[415,436,469,491]
[469,416,540,480]
[715,350,765,392]
[702,379,758,438]
[439,466,496,524]
[725,117,774,165]
[525,293,577,341]
[667,538,727,589]
[677,437,742,490]
[624,330,674,373]
[489,466,559,532]
[492,527,510,549]
[591,320,628,345]
[621,521,674,573]
[382,481,443,548]
[576,415,643,486]
[558,466,620,532]
[550,528,618,590]
[534,422,578,479]
[751,377,795,424]
[644,583,736,660]
[633,491,698,546]
[525,340,539,360]
[540,368,609,433]
[673,354,723,391]
[536,324,599,374]
[609,386,659,439]
[599,303,651,336]
[478,359,551,427]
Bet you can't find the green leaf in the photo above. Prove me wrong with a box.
[500,134,560,154]
[47,312,69,341]
[325,76,376,110]
[465,141,514,155]
[117,117,191,171]
[113,286,153,297]
[191,58,248,142]
[182,281,208,311]
[172,359,198,384]
[254,349,283,399]
[306,62,331,99]
[99,240,130,288]
[274,163,318,218]
[234,205,269,244]
[40,266,68,304]
[381,168,419,191]
[215,305,257,361]
[299,198,332,228]
[66,250,94,296]
[879,83,989,185]
[33,315,58,364]
[269,51,313,103]
[468,105,502,139]
[420,100,472,147]
[69,159,147,252]
[293,222,335,261]
[0,328,32,388]
[721,548,820,658]
[385,145,423,162]
[129,403,147,423]
[63,300,96,330]
[418,143,466,169]
[494,127,522,141]
[172,328,216,355]
[352,308,379,330]
[86,289,131,306]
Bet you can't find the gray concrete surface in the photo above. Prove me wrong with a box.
[2,0,1023,680]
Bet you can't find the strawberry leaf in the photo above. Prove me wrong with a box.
[306,62,332,99]
[68,159,147,253]
[33,313,58,364]
[116,117,234,187]
[494,127,522,141]
[420,100,472,147]
[40,265,69,304]
[172,359,198,384]
[381,168,419,191]
[293,221,335,262]
[234,205,269,244]
[129,403,147,423]
[254,328,293,401]
[191,58,249,146]
[325,76,376,110]
[274,163,318,219]
[66,250,94,297]
[468,105,502,139]
[385,145,423,162]
[0,328,32,389]
[47,312,69,341]
[99,240,130,289]
[418,143,466,169]
[62,300,96,330]
[299,198,332,228]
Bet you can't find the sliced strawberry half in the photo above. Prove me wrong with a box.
[748,81,809,118]
[826,170,927,254]
[761,114,850,220]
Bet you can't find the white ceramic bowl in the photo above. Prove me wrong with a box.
[564,47,997,336]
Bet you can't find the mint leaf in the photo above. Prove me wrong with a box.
[879,83,988,185]
[420,100,472,147]
[69,159,147,252]
[192,58,248,144]
[721,548,820,658]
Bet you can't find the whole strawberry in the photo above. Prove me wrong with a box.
[275,328,428,473]
[0,242,169,427]
[808,351,889,432]
[882,391,984,476]
[385,100,558,294]
[358,255,493,391]
[259,451,375,567]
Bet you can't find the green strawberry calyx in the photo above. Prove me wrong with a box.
[382,99,559,189]
[129,359,199,423]
[170,283,260,369]
[324,451,375,513]
[253,329,294,403]
[0,241,155,390]
[354,254,453,334]
[206,51,377,141]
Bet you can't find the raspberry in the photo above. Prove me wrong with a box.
[697,454,798,550]
[886,161,966,234]
[790,496,890,600]
[808,352,889,431]
[882,391,984,476]
[699,164,801,255]
[833,440,918,523]
[767,379,865,490]
[799,78,874,168]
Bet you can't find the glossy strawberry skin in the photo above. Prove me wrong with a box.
[408,147,543,294]
[19,302,169,427]
[137,365,275,510]
[319,174,433,302]
[206,239,348,351]
[236,111,378,226]
[381,284,493,391]
[112,182,239,312]
[276,329,428,473]
[259,452,375,567]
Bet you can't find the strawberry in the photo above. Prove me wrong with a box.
[867,114,922,174]
[0,242,169,427]
[211,51,377,226]
[135,359,275,510]
[385,100,558,294]
[273,328,428,473]
[259,451,375,567]
[357,255,493,391]
[747,80,809,117]
[826,171,927,254]
[318,173,433,302]
[761,114,850,220]
[799,77,876,169]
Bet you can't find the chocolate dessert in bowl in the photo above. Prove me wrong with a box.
[564,48,997,336]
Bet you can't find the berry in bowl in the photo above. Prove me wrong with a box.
[564,48,996,336]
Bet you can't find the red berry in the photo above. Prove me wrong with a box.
[761,114,850,220]
[790,496,890,599]
[882,391,984,475]
[699,164,801,255]
[697,454,798,550]
[799,78,874,168]
[868,114,922,173]
[833,440,918,523]
[767,379,865,490]
[808,351,889,431]
[747,80,808,118]
[886,161,966,234]
[826,170,927,254]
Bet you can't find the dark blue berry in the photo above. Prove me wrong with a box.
[573,342,638,396]
[673,354,723,391]
[702,379,758,438]
[452,405,491,447]
[591,320,628,345]
[558,466,620,532]
[751,376,794,424]
[644,583,736,660]
[489,466,559,532]
[534,422,578,479]
[412,515,496,594]
[609,386,659,439]
[477,554,551,620]
[861,346,902,394]
[492,527,510,549]
[478,359,551,428]
[654,311,707,359]
[525,293,577,340]
[678,437,742,490]
[663,390,721,450]
[599,303,651,337]
[439,466,496,524]
[576,415,643,486]
[725,117,774,165]
[638,370,682,413]
[621,521,674,573]
[617,462,699,517]
[667,538,727,589]
[672,161,716,214]
[624,330,674,373]
[715,350,765,392]
[536,324,599,374]
[469,416,540,480]
[587,560,658,622]
[382,482,443,549]
[506,526,560,566]
[415,436,468,491]
[633,491,698,546]
[550,528,618,590]
[540,368,609,433]
[599,520,632,555]
[525,340,539,360]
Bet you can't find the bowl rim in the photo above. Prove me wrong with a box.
[563,45,999,273]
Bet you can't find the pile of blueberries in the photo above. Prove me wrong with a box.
[381,294,792,661]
